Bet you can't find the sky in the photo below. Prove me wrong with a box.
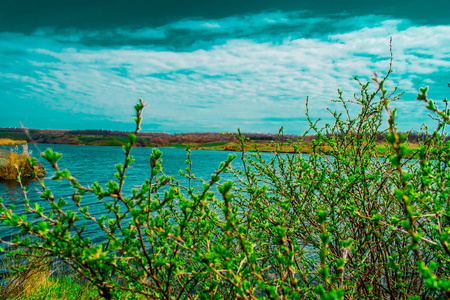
[1,0,449,134]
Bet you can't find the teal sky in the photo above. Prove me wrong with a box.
[1,0,449,133]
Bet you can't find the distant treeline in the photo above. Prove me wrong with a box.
[0,127,438,147]
[0,128,306,147]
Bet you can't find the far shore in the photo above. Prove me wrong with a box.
[1,128,429,156]
[0,136,422,157]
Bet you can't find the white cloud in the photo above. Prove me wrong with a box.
[1,11,449,132]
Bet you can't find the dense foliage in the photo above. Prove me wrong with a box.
[1,65,450,299]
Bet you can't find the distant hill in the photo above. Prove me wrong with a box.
[0,128,430,154]
[0,128,308,148]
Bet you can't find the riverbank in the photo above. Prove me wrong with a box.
[0,134,422,156]
[3,128,421,154]
[170,140,421,156]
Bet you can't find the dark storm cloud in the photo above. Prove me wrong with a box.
[24,11,336,49]
[0,0,449,33]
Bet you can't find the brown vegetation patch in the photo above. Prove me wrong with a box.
[0,138,27,146]
[0,151,34,180]
[0,149,45,180]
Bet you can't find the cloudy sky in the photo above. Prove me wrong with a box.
[1,0,449,133]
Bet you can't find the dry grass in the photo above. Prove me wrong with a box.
[0,250,102,300]
[0,151,35,180]
[0,139,27,146]
[0,249,148,300]
[0,249,50,299]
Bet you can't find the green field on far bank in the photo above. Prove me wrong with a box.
[0,133,424,157]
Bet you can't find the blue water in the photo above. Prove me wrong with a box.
[0,144,264,243]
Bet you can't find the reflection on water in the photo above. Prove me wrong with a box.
[0,179,22,189]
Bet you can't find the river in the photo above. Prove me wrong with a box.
[0,143,276,243]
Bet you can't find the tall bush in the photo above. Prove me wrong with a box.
[0,68,449,299]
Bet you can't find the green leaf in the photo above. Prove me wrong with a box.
[217,181,233,196]
[41,148,63,165]
[128,133,137,144]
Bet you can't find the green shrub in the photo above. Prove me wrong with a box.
[1,66,450,299]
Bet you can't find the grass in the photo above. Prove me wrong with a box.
[167,143,189,148]
[19,276,100,300]
[0,250,98,300]
[196,140,336,153]
[0,133,28,141]
[194,140,422,156]
[0,139,27,146]
[77,136,128,146]
[199,141,228,147]
[0,249,49,300]
[0,250,147,300]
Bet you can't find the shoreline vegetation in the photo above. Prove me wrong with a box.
[0,129,426,155]
[0,139,46,180]
[0,138,27,146]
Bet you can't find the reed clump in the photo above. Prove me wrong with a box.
[0,150,35,181]
[0,145,46,180]
[0,139,27,146]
